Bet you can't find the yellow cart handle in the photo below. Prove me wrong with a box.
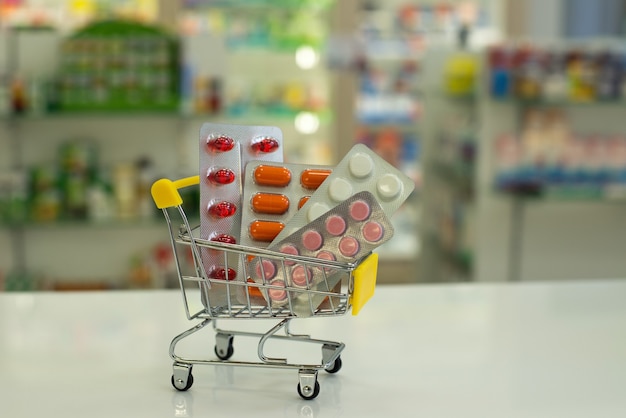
[151,176,200,209]
[350,252,378,315]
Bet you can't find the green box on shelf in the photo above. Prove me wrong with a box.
[57,20,179,112]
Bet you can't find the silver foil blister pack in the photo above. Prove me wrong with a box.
[198,123,283,306]
[252,191,394,315]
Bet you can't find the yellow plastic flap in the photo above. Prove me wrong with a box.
[151,176,199,209]
[350,252,378,316]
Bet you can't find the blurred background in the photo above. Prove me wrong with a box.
[1,0,626,291]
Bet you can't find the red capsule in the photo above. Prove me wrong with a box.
[207,168,236,185]
[209,234,237,245]
[207,201,237,218]
[206,135,235,152]
[250,136,279,153]
[208,267,237,281]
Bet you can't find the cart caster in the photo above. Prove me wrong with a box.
[325,356,342,374]
[214,333,234,360]
[297,369,320,400]
[171,363,194,391]
[321,343,343,374]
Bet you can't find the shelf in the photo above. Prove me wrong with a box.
[0,109,333,124]
[185,0,332,12]
[223,108,333,123]
[0,217,169,230]
[494,186,626,203]
[357,121,418,129]
[364,48,423,63]
[1,111,186,121]
[490,97,626,108]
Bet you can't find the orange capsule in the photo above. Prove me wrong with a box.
[253,165,292,187]
[251,193,290,215]
[249,220,285,242]
[247,278,263,298]
[300,169,331,190]
[298,196,310,209]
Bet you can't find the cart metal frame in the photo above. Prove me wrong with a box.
[152,176,378,400]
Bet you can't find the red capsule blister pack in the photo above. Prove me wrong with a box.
[252,191,394,316]
[239,161,333,250]
[199,123,283,306]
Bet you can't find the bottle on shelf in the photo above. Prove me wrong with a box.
[10,75,28,114]
[487,46,511,99]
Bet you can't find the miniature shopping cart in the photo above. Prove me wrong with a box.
[151,176,378,400]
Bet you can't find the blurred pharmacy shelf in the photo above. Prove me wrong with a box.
[474,40,626,283]
[0,2,337,291]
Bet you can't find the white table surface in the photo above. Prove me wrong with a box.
[1,280,625,418]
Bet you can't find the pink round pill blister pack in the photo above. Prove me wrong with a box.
[270,143,415,245]
[239,161,333,251]
[253,191,394,313]
[199,123,283,305]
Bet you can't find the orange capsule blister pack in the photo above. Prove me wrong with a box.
[239,161,333,250]
[199,123,283,305]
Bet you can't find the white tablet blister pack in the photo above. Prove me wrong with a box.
[271,143,415,244]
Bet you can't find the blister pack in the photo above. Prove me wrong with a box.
[252,191,394,315]
[238,161,332,304]
[199,123,283,306]
[239,161,332,249]
[271,143,414,244]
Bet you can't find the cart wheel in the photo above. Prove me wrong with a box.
[297,369,320,400]
[325,356,342,374]
[214,344,234,360]
[171,372,194,391]
[215,333,234,360]
[297,380,320,400]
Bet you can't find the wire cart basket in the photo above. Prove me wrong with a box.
[151,176,379,400]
